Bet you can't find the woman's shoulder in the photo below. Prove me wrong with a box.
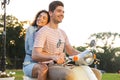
[27,26,37,31]
[27,26,37,30]
[26,26,37,33]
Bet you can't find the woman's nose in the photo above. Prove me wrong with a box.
[37,16,42,21]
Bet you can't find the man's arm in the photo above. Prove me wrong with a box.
[32,47,54,62]
[32,47,65,64]
[65,43,80,56]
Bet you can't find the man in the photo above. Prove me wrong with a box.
[32,1,102,80]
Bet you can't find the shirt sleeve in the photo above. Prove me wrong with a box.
[25,26,36,53]
[60,29,70,46]
[25,27,30,53]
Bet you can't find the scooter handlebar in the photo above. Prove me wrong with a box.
[68,50,94,66]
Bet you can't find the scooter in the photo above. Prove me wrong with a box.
[48,40,101,80]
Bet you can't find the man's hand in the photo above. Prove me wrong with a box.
[57,52,65,64]
[51,53,65,64]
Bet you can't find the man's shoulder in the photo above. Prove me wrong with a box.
[40,26,51,31]
[58,28,68,39]
[59,28,66,34]
[37,26,49,34]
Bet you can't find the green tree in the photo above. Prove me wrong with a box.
[0,14,25,69]
[89,32,120,72]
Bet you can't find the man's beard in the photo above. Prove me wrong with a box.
[54,19,62,24]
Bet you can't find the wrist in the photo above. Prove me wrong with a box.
[50,54,56,60]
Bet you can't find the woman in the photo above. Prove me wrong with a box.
[23,10,50,78]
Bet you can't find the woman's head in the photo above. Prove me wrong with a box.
[31,10,50,27]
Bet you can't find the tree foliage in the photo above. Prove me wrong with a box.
[0,14,25,69]
[88,32,120,72]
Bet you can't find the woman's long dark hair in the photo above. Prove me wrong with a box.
[31,10,50,27]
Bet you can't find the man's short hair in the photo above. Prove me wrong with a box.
[49,0,64,12]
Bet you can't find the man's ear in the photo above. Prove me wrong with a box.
[49,11,52,16]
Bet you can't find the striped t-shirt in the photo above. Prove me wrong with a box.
[34,26,70,54]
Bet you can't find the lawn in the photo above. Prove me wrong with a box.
[7,69,23,80]
[102,73,120,80]
[7,69,120,80]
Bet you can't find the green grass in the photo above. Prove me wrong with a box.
[7,69,120,80]
[7,69,23,80]
[102,73,120,80]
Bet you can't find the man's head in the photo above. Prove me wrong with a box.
[49,0,64,12]
[49,0,64,23]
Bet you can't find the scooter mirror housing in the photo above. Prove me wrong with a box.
[90,40,96,47]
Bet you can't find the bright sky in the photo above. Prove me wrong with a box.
[0,0,120,46]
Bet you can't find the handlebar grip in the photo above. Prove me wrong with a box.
[53,60,57,64]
